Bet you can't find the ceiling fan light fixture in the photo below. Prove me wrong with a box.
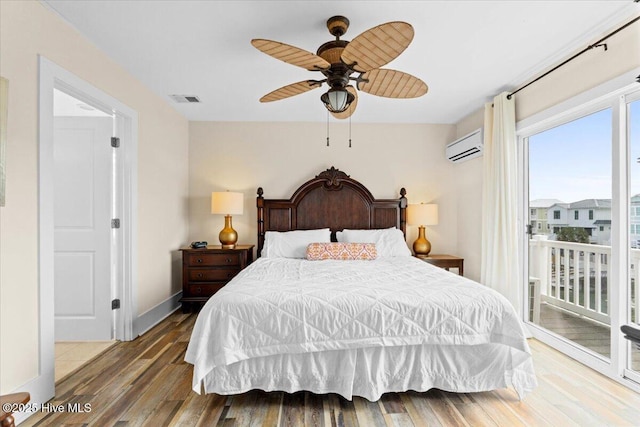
[321,88,355,113]
[253,16,427,119]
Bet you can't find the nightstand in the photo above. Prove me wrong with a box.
[180,244,254,312]
[415,254,464,276]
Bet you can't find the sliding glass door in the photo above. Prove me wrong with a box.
[521,77,640,388]
[527,108,613,360]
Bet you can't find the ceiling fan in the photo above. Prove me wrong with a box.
[251,16,428,119]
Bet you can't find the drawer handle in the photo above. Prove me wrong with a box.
[225,258,231,263]
[197,259,203,263]
[197,273,203,278]
[195,287,202,294]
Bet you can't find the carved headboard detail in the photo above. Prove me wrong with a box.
[256,167,407,257]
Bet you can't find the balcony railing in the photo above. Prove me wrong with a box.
[529,236,639,326]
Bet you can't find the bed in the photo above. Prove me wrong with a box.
[185,167,537,401]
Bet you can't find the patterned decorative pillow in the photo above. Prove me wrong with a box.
[306,242,377,261]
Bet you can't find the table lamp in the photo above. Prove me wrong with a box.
[211,191,243,248]
[407,203,438,256]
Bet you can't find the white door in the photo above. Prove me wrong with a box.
[54,116,113,340]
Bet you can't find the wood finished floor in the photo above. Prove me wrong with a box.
[22,312,640,427]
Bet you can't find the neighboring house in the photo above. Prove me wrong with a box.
[569,199,611,245]
[546,199,611,245]
[546,202,570,236]
[530,199,564,236]
[592,219,612,246]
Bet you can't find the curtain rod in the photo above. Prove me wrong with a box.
[507,15,640,100]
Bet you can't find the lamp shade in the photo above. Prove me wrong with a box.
[321,88,355,113]
[211,191,243,215]
[407,203,438,226]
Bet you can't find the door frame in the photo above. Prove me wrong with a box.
[517,66,640,393]
[622,88,640,385]
[36,56,138,402]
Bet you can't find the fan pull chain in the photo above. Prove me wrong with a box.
[348,112,352,148]
[326,110,330,147]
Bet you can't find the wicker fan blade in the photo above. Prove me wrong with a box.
[359,69,427,98]
[341,22,414,73]
[260,80,322,103]
[252,39,330,71]
[331,86,358,120]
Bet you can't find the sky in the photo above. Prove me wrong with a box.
[528,99,640,204]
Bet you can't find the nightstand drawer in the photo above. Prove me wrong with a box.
[186,253,240,267]
[187,283,226,297]
[180,244,254,313]
[188,268,240,282]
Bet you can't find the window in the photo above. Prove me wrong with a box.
[574,210,579,220]
[537,223,541,229]
[589,210,594,220]
[600,226,604,231]
[554,210,560,219]
[553,227,560,234]
[531,209,536,216]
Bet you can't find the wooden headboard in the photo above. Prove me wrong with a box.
[256,167,407,257]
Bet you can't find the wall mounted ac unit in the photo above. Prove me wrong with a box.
[446,128,483,163]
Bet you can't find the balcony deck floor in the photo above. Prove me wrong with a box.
[538,303,640,370]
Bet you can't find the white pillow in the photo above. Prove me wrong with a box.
[262,228,331,258]
[338,227,411,257]
[336,227,394,243]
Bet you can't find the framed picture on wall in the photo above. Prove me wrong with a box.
[0,76,7,207]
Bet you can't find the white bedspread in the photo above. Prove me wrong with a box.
[185,257,537,400]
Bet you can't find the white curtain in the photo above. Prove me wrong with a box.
[481,92,522,316]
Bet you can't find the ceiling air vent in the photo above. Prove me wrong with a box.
[169,95,201,103]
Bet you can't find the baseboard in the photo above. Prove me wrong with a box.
[10,371,54,426]
[132,291,182,337]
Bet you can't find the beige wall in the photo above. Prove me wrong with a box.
[189,122,457,258]
[453,20,640,281]
[0,1,189,393]
[451,108,485,281]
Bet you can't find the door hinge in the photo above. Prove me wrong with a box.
[111,137,120,148]
[112,299,121,310]
[111,218,120,229]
